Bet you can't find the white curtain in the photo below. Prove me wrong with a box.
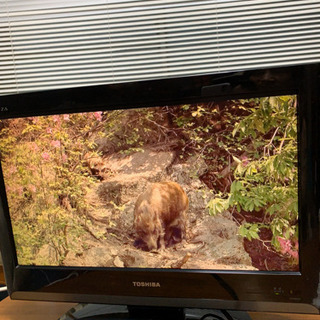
[1,0,320,95]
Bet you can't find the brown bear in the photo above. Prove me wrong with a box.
[133,181,189,251]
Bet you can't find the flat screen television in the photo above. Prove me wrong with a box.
[0,64,319,320]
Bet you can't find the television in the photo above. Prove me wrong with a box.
[0,64,319,320]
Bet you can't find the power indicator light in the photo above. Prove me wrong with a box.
[273,287,284,296]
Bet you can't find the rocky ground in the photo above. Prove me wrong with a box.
[62,149,256,271]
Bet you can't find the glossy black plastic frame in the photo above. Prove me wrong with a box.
[0,64,319,314]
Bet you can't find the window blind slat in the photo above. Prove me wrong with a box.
[1,0,320,95]
[2,4,319,25]
[2,48,320,82]
[2,41,319,68]
[4,22,320,47]
[3,33,319,57]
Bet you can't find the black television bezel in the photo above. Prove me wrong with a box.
[0,64,319,314]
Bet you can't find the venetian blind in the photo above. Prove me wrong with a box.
[1,0,320,95]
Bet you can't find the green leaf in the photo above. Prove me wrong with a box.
[207,197,229,216]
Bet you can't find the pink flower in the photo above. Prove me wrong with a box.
[277,237,291,255]
[93,111,103,121]
[42,152,50,161]
[17,186,23,196]
[46,128,53,134]
[62,154,68,163]
[9,166,17,174]
[52,115,60,122]
[29,185,37,193]
[51,140,61,148]
[29,117,39,123]
[31,143,40,152]
[63,114,70,121]
[277,236,299,261]
[241,155,249,166]
[289,250,299,261]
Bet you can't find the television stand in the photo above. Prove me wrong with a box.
[58,303,252,320]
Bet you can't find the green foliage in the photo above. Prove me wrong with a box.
[0,113,101,265]
[238,223,260,241]
[207,96,298,260]
[207,196,229,216]
[172,96,298,262]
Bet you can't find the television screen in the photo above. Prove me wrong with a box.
[0,64,319,317]
[0,96,299,273]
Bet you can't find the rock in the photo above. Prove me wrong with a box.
[83,247,113,267]
[212,238,252,267]
[113,256,124,268]
[191,213,254,268]
[168,155,207,185]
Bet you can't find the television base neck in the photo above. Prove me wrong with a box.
[58,303,252,320]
